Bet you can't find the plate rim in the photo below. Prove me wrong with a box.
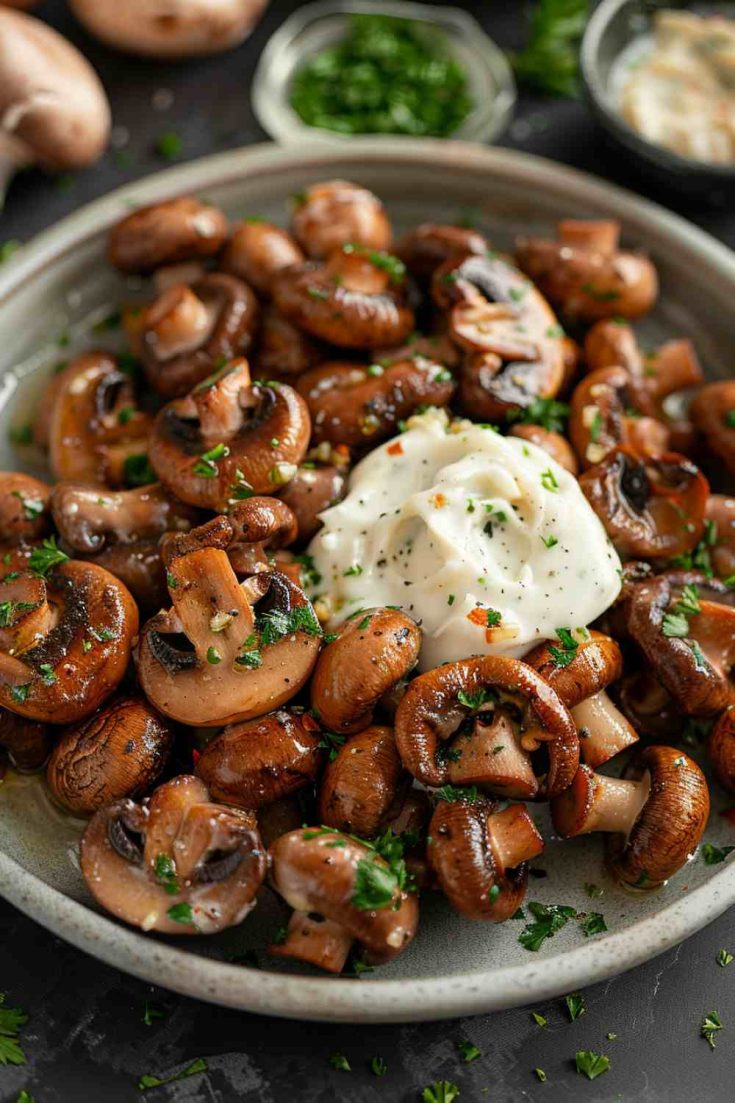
[1,137,734,1023]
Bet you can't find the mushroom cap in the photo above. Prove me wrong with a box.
[268,828,418,965]
[220,220,305,296]
[311,607,421,734]
[569,365,668,469]
[108,198,229,274]
[524,630,622,709]
[290,180,392,260]
[0,472,50,543]
[0,10,110,170]
[195,708,323,809]
[708,706,735,794]
[606,746,709,888]
[396,223,488,281]
[69,0,267,59]
[318,724,410,837]
[691,381,735,478]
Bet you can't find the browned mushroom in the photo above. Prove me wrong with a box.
[311,607,421,733]
[221,220,305,296]
[0,473,50,543]
[394,655,579,799]
[569,366,670,469]
[579,447,709,559]
[0,708,51,770]
[428,796,543,921]
[373,331,462,372]
[0,558,138,724]
[148,358,311,511]
[551,747,709,888]
[251,304,326,381]
[50,481,197,555]
[257,794,304,849]
[516,220,658,322]
[690,381,735,477]
[508,424,578,474]
[525,631,638,768]
[195,709,323,808]
[80,774,266,933]
[708,706,735,793]
[48,352,152,488]
[290,181,392,259]
[137,516,321,726]
[318,724,410,837]
[297,358,454,448]
[584,321,702,399]
[706,496,735,579]
[267,827,417,973]
[277,445,349,543]
[396,223,488,281]
[46,695,174,814]
[273,245,414,349]
[135,273,259,398]
[108,198,229,274]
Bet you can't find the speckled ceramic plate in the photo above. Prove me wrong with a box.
[0,139,734,1023]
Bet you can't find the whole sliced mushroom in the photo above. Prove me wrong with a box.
[525,631,638,768]
[551,747,709,888]
[0,707,51,770]
[290,181,392,260]
[396,223,488,282]
[0,10,110,201]
[69,0,267,59]
[297,358,454,447]
[47,695,174,814]
[148,358,311,511]
[394,655,579,799]
[0,559,138,724]
[690,381,735,477]
[318,724,410,837]
[0,473,50,543]
[516,220,658,322]
[195,709,323,808]
[579,447,709,559]
[267,827,418,973]
[311,607,421,733]
[569,366,669,469]
[108,198,229,274]
[428,797,543,921]
[221,220,305,296]
[80,774,266,934]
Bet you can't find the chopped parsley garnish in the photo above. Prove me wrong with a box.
[154,853,179,895]
[485,608,502,627]
[193,442,230,478]
[343,564,363,577]
[0,993,29,1066]
[701,1010,723,1050]
[29,536,69,577]
[422,1082,460,1103]
[549,627,579,668]
[256,603,322,646]
[0,601,36,627]
[38,664,56,685]
[139,1057,207,1091]
[534,1068,547,1082]
[701,843,735,865]
[532,1011,547,1027]
[435,784,479,804]
[518,902,576,952]
[448,594,455,606]
[236,646,262,669]
[117,405,135,425]
[294,553,322,589]
[687,639,708,672]
[353,853,402,911]
[565,993,585,1020]
[156,130,183,160]
[318,731,346,761]
[575,1050,611,1080]
[718,949,733,968]
[541,534,559,549]
[206,646,221,665]
[142,1001,165,1026]
[371,1056,387,1076]
[457,687,491,710]
[589,408,603,443]
[166,902,195,926]
[508,396,570,434]
[458,1040,481,1063]
[343,243,406,283]
[725,410,735,429]
[541,468,559,492]
[122,453,155,488]
[229,469,254,501]
[580,911,607,937]
[487,883,502,905]
[671,521,717,577]
[328,1052,351,1072]
[8,424,32,447]
[12,491,44,521]
[9,684,30,705]
[584,882,603,898]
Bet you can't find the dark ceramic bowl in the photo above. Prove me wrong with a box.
[581,0,735,201]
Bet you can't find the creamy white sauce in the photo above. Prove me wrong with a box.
[308,408,622,670]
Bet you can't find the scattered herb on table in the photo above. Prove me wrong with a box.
[702,843,735,865]
[370,1055,387,1076]
[580,911,607,937]
[534,1067,547,1082]
[518,901,577,951]
[0,993,28,1066]
[575,1050,611,1080]
[138,1057,208,1091]
[422,1082,460,1103]
[532,1011,548,1027]
[718,949,734,968]
[458,1040,481,1063]
[142,1001,165,1026]
[565,993,586,1021]
[701,1010,723,1049]
[328,1052,351,1072]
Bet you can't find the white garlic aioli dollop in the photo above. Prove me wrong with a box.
[308,408,622,670]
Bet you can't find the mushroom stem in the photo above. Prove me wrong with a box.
[486,804,544,870]
[0,137,31,208]
[572,690,638,769]
[585,773,650,835]
[268,910,353,974]
[557,219,619,253]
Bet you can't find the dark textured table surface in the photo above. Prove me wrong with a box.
[2,2,734,1101]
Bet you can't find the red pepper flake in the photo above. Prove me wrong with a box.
[191,748,201,767]
[431,492,447,508]
[467,607,488,627]
[721,807,735,826]
[386,441,404,456]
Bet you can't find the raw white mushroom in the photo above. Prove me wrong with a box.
[0,10,110,203]
[69,0,268,59]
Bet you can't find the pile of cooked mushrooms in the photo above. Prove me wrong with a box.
[2,180,732,973]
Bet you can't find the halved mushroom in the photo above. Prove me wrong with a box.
[277,446,349,543]
[311,607,421,734]
[432,253,565,421]
[251,304,325,382]
[108,197,228,273]
[428,797,544,921]
[708,706,735,793]
[508,424,578,474]
[569,366,669,469]
[318,725,410,837]
[267,827,417,973]
[137,517,321,726]
[0,708,51,770]
[135,273,259,398]
[148,358,311,511]
[273,245,414,349]
[0,473,50,543]
[80,774,266,933]
[690,381,735,478]
[525,631,638,768]
[706,496,735,579]
[396,223,488,281]
[290,181,392,260]
[195,708,323,808]
[516,220,658,322]
[584,321,702,399]
[51,481,197,555]
[297,357,454,447]
[47,695,174,814]
[551,747,709,888]
[48,352,152,488]
[0,559,138,724]
[221,220,305,296]
[579,447,709,559]
[394,655,579,799]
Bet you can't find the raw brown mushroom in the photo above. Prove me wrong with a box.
[47,695,174,814]
[195,709,323,809]
[311,607,421,734]
[516,220,658,322]
[318,725,410,837]
[569,366,669,469]
[551,747,709,888]
[580,447,709,559]
[290,181,392,259]
[394,655,579,799]
[108,197,228,274]
[0,708,51,770]
[690,381,735,477]
[525,631,638,768]
[148,358,310,511]
[428,797,544,921]
[221,220,305,296]
[80,774,266,934]
[0,473,50,543]
[267,827,417,973]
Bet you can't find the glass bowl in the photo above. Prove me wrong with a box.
[251,0,516,145]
